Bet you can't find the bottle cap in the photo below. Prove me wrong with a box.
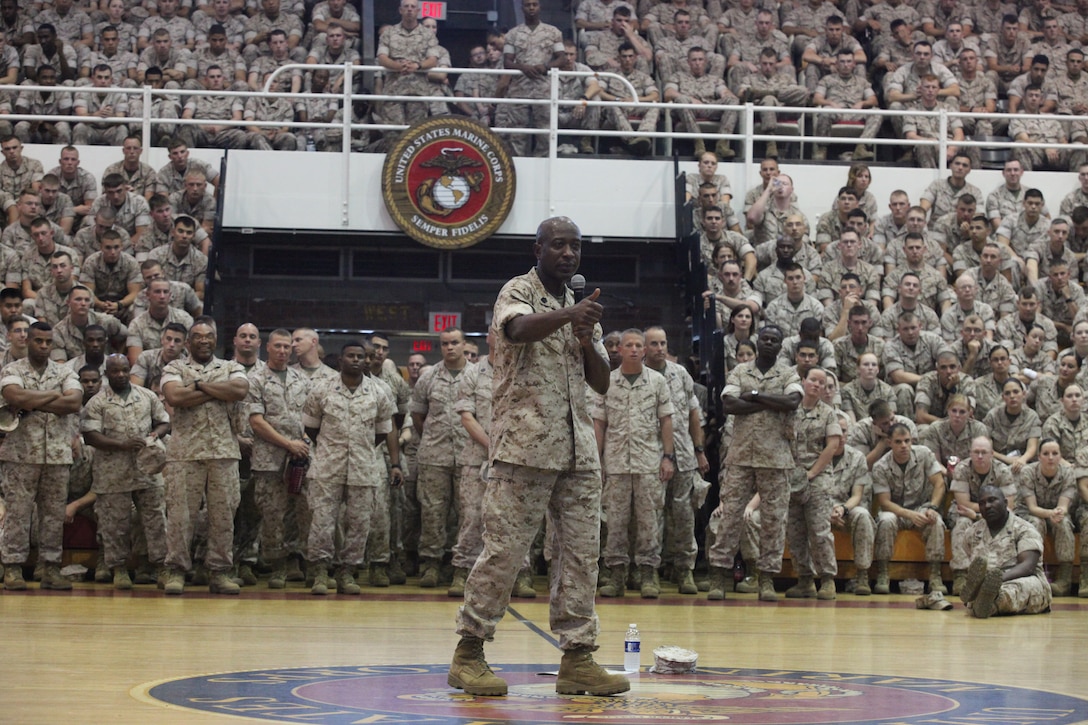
[629,623,637,628]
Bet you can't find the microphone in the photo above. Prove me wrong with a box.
[570,274,586,302]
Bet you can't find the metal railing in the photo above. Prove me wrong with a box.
[11,62,1088,225]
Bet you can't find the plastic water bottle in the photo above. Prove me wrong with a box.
[305,134,316,152]
[624,623,641,673]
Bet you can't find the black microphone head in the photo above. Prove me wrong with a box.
[570,274,586,293]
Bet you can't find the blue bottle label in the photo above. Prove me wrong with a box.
[625,641,640,653]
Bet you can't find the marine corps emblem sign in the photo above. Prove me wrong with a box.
[381,116,517,250]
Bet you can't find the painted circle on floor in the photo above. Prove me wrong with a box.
[135,664,1088,724]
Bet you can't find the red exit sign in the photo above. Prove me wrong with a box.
[420,1,446,20]
[429,312,462,333]
[412,340,433,352]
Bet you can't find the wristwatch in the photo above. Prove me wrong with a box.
[662,453,676,463]
[694,445,705,454]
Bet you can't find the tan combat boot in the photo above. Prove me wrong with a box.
[556,647,631,696]
[448,636,508,696]
[873,561,890,594]
[677,568,698,595]
[267,558,287,590]
[4,563,26,591]
[758,571,778,602]
[310,565,329,595]
[786,575,817,598]
[113,567,133,591]
[448,567,468,597]
[639,565,660,599]
[209,571,241,595]
[335,567,360,595]
[41,564,72,591]
[952,569,967,597]
[162,566,183,592]
[419,559,440,588]
[1052,563,1072,597]
[706,566,729,601]
[513,569,536,598]
[598,564,626,598]
[370,563,390,588]
[853,568,871,596]
[817,575,836,600]
[929,562,948,595]
[853,143,874,160]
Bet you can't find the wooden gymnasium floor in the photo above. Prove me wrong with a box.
[4,575,1088,724]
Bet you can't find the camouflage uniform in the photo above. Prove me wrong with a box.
[1019,459,1079,565]
[0,157,45,200]
[126,307,194,352]
[939,302,996,343]
[87,192,151,239]
[132,348,188,392]
[652,32,712,80]
[964,266,1019,315]
[138,15,195,49]
[707,359,802,574]
[1009,114,1080,171]
[170,190,216,226]
[377,22,440,127]
[962,512,1052,615]
[919,418,989,466]
[665,71,739,147]
[81,384,170,569]
[72,89,130,146]
[982,34,1032,92]
[248,364,311,563]
[600,67,660,138]
[873,444,947,562]
[848,414,918,456]
[949,460,1017,571]
[998,312,1060,355]
[657,360,701,572]
[146,244,208,289]
[1047,71,1088,116]
[160,355,247,573]
[35,7,93,45]
[954,71,997,138]
[816,258,882,304]
[594,366,674,569]
[726,30,789,92]
[457,267,605,651]
[921,178,983,229]
[79,250,141,303]
[785,400,842,579]
[50,311,125,362]
[0,359,81,567]
[49,167,98,210]
[832,334,884,385]
[156,158,218,196]
[136,46,193,80]
[242,10,304,63]
[740,68,809,137]
[882,263,951,311]
[451,356,493,571]
[411,360,472,564]
[180,93,247,150]
[982,405,1042,460]
[901,98,971,169]
[881,330,951,382]
[825,445,874,571]
[32,283,74,326]
[813,72,882,139]
[841,377,912,420]
[802,33,863,91]
[303,375,394,568]
[764,292,826,338]
[103,161,167,200]
[497,21,565,157]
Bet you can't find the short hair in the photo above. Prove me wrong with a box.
[888,422,912,439]
[956,193,977,206]
[0,288,22,303]
[840,272,862,286]
[1025,188,1044,201]
[173,215,197,231]
[837,186,859,200]
[613,5,632,17]
[164,322,188,337]
[83,324,107,339]
[1031,53,1050,67]
[29,321,53,335]
[149,193,170,211]
[848,304,870,318]
[868,399,892,418]
[208,23,227,36]
[102,172,125,189]
[152,27,171,40]
[1071,205,1088,225]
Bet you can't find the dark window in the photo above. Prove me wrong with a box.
[252,247,341,277]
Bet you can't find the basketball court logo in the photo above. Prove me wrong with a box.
[136,664,1088,724]
[382,116,517,250]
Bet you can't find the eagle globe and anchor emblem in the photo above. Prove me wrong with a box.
[382,117,517,250]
